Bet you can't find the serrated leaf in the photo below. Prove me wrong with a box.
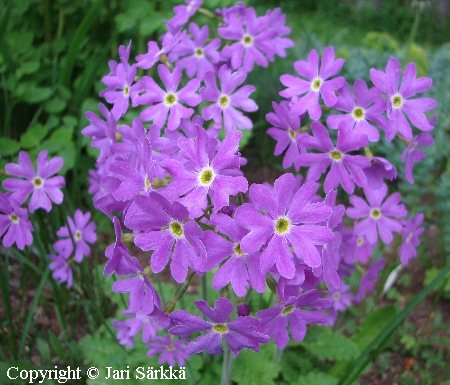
[297,371,337,385]
[279,346,312,382]
[20,123,50,149]
[0,138,21,156]
[231,343,280,385]
[302,328,359,361]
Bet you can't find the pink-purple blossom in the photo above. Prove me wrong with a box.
[3,150,65,213]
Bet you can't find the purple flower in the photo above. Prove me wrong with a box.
[363,156,397,190]
[161,125,248,218]
[266,101,305,170]
[101,62,141,121]
[147,335,189,367]
[235,174,334,278]
[326,79,388,142]
[354,258,386,303]
[264,8,294,59]
[401,131,434,184]
[201,65,258,134]
[201,213,265,296]
[136,31,185,70]
[296,122,371,194]
[53,209,97,263]
[347,184,407,245]
[370,58,437,141]
[399,213,425,265]
[48,253,73,287]
[169,23,221,80]
[124,192,206,283]
[3,150,65,213]
[0,192,33,250]
[166,0,202,32]
[169,297,270,357]
[279,46,345,120]
[81,104,117,163]
[218,7,277,72]
[137,64,201,131]
[256,290,331,349]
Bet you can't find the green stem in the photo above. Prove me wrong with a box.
[220,344,233,385]
[163,271,196,313]
[273,348,283,364]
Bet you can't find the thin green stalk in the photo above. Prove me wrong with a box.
[0,254,18,359]
[220,344,233,385]
[273,348,283,364]
[18,267,50,358]
[337,261,450,385]
[185,360,198,385]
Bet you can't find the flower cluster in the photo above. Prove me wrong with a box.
[82,0,434,364]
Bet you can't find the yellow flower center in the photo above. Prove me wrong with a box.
[330,149,343,161]
[33,177,43,188]
[356,237,364,246]
[275,217,290,235]
[195,48,204,58]
[170,221,184,238]
[311,78,323,91]
[233,243,245,256]
[352,107,365,120]
[123,86,129,97]
[282,305,295,315]
[370,208,381,219]
[198,168,215,186]
[164,92,177,106]
[10,214,19,223]
[213,324,228,333]
[75,230,82,241]
[391,94,403,108]
[219,95,230,108]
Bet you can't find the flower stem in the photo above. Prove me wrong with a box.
[221,344,233,385]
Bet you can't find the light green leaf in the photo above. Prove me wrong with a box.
[0,138,21,157]
[297,371,338,385]
[302,328,359,361]
[231,343,280,385]
[20,123,50,149]
[15,60,40,79]
[37,337,52,364]
[45,97,67,114]
[23,86,53,104]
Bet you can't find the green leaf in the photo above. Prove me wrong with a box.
[297,371,338,385]
[0,360,39,384]
[231,343,280,385]
[0,138,21,156]
[48,330,67,362]
[37,337,52,364]
[352,306,397,351]
[23,86,53,104]
[20,123,50,149]
[45,97,67,114]
[424,267,450,292]
[15,61,40,79]
[302,327,359,361]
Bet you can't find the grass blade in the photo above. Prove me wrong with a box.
[337,261,450,385]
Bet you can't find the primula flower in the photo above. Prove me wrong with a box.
[401,131,434,184]
[218,7,277,72]
[166,0,202,32]
[279,46,345,120]
[256,290,331,349]
[3,150,65,213]
[161,126,248,218]
[169,297,270,357]
[124,192,206,283]
[266,101,305,170]
[346,184,407,245]
[235,174,333,278]
[201,65,258,134]
[326,79,388,142]
[354,258,386,303]
[295,122,371,194]
[399,213,425,265]
[137,64,201,131]
[48,253,73,287]
[264,8,294,59]
[201,213,265,296]
[363,156,397,190]
[53,209,97,263]
[168,23,221,80]
[0,192,33,250]
[147,335,189,367]
[370,58,437,141]
[136,30,185,70]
